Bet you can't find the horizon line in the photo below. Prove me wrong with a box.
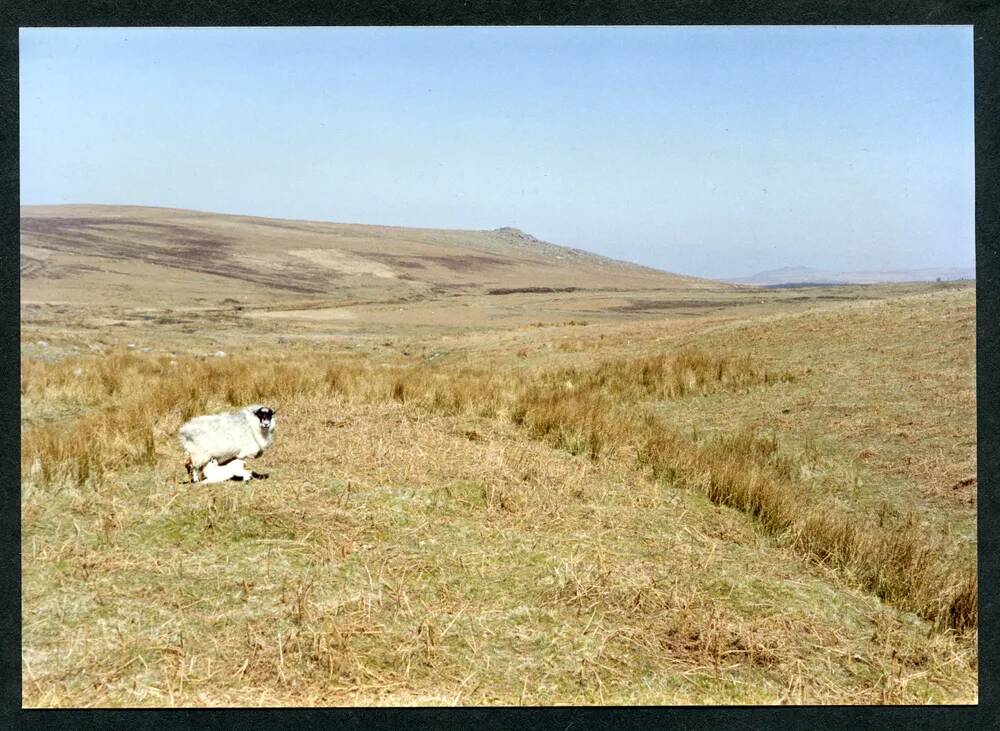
[19,201,976,279]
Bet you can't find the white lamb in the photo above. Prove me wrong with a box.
[178,404,276,483]
[198,457,261,483]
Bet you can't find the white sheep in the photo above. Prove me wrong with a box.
[178,404,276,483]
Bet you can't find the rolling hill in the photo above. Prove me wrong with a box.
[20,205,717,307]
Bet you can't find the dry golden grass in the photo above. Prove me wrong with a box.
[20,284,977,706]
[23,344,975,629]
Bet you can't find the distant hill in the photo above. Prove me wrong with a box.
[727,265,975,287]
[21,205,719,306]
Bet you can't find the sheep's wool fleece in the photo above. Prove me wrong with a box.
[178,404,274,468]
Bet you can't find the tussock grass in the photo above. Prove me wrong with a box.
[22,351,337,486]
[22,343,975,634]
[18,341,974,698]
[640,428,976,631]
[554,348,794,401]
[512,387,627,461]
[21,285,977,706]
[21,344,763,483]
[508,377,975,631]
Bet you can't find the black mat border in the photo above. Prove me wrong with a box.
[2,2,997,729]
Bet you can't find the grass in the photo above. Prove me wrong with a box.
[20,284,977,706]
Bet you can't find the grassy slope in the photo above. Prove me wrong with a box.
[666,290,977,535]
[20,285,976,706]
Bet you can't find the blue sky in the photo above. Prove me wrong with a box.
[20,26,974,279]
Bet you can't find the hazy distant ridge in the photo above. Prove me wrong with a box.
[727,265,975,286]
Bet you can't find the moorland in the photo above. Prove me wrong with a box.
[21,206,977,705]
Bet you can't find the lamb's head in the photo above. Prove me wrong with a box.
[250,405,277,436]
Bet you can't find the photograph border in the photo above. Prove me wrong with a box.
[4,1,997,728]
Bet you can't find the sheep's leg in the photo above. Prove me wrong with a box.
[185,456,201,483]
[250,470,269,480]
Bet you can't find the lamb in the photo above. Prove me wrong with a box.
[198,457,268,483]
[178,404,276,483]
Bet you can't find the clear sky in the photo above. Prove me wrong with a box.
[20,26,974,279]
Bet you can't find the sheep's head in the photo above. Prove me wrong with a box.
[253,406,276,434]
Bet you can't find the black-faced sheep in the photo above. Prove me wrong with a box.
[178,404,276,483]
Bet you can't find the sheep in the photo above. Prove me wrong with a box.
[179,404,276,483]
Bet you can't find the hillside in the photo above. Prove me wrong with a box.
[20,205,717,307]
